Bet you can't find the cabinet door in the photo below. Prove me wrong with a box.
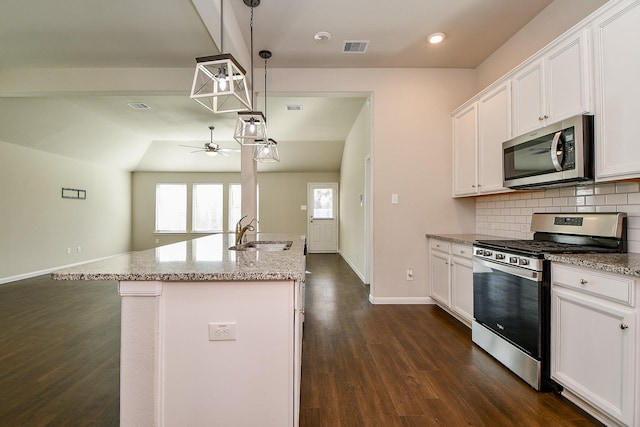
[452,103,478,196]
[593,0,640,180]
[450,255,473,324]
[546,29,591,123]
[430,251,451,306]
[512,59,545,136]
[552,287,635,426]
[478,82,512,194]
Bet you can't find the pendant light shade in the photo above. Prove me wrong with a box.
[234,111,267,145]
[189,0,252,113]
[190,54,251,113]
[253,139,280,162]
[233,1,268,146]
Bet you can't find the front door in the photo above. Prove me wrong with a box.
[307,183,338,253]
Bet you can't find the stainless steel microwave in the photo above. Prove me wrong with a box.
[503,115,594,189]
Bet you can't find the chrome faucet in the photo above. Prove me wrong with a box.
[235,215,257,246]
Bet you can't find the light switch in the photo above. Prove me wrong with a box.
[391,193,399,204]
[300,205,307,211]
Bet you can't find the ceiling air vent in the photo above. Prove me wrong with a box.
[342,40,369,54]
[286,105,303,111]
[127,102,151,110]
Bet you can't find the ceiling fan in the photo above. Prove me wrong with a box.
[180,126,241,156]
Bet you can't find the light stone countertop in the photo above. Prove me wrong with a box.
[545,252,640,277]
[51,233,307,282]
[425,233,513,246]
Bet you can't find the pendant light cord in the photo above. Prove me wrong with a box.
[264,54,267,122]
[220,0,224,52]
[250,6,255,110]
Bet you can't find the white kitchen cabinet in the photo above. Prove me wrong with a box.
[592,0,640,181]
[429,240,451,306]
[551,263,637,427]
[452,81,512,197]
[429,238,473,326]
[452,103,478,196]
[512,29,592,137]
[477,82,512,194]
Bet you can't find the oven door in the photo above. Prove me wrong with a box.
[473,257,542,359]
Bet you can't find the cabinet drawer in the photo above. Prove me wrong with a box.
[451,243,472,259]
[430,239,451,253]
[552,264,635,306]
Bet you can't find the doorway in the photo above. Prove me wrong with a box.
[306,183,339,253]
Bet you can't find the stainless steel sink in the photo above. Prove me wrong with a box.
[229,240,293,251]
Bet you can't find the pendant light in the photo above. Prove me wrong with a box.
[190,0,251,113]
[254,50,280,162]
[233,0,267,146]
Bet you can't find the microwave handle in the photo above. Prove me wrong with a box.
[550,131,563,171]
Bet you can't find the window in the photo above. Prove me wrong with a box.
[193,184,223,232]
[156,184,187,232]
[313,188,334,219]
[228,184,242,231]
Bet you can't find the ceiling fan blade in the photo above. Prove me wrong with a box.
[190,149,206,153]
[218,151,229,157]
[180,144,206,149]
[218,148,241,153]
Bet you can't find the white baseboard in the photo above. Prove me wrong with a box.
[369,295,435,305]
[338,250,366,283]
[0,252,130,285]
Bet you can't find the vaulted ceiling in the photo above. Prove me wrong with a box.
[0,0,578,173]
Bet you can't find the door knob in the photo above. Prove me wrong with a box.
[620,323,629,330]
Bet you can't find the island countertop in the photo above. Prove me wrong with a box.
[51,233,307,282]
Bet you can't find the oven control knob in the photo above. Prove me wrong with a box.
[519,258,530,266]
[484,251,493,257]
[509,257,519,264]
[475,249,484,256]
[495,254,505,260]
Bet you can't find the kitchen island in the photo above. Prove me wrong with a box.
[52,233,306,427]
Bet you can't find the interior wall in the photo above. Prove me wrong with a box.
[0,141,131,283]
[131,171,339,251]
[257,172,340,236]
[266,68,478,301]
[475,0,608,90]
[339,100,371,281]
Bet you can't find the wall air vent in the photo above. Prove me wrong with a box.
[286,105,303,111]
[127,102,151,110]
[342,40,369,54]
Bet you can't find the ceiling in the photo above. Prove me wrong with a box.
[0,0,558,173]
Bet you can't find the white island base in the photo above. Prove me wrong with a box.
[119,279,303,427]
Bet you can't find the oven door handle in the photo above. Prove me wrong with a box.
[473,257,541,282]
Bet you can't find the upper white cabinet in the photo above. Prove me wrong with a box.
[452,81,512,197]
[477,82,512,194]
[512,29,592,137]
[452,103,478,196]
[593,0,640,181]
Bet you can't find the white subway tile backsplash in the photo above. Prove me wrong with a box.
[616,182,639,193]
[476,182,640,254]
[605,193,627,205]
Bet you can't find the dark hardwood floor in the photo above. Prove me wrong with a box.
[0,254,601,426]
[299,254,602,427]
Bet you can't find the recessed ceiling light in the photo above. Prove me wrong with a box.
[428,32,446,44]
[314,31,332,43]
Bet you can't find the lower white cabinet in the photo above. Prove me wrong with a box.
[429,238,473,326]
[551,263,637,427]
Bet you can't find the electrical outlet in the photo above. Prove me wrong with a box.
[209,322,237,341]
[77,246,82,253]
[66,248,71,255]
[406,269,414,281]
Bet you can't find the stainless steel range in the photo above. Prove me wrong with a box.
[472,212,626,391]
